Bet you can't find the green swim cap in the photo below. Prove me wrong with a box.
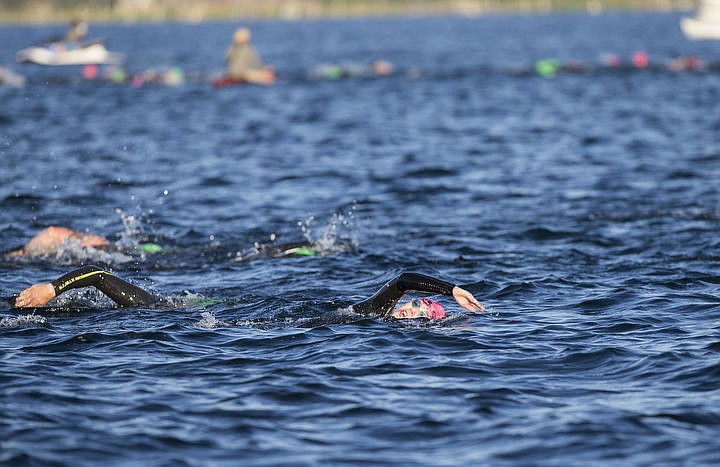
[293,248,316,256]
[192,298,222,306]
[327,66,342,80]
[140,243,163,253]
[536,59,559,78]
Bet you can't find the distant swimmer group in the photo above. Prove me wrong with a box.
[13,267,484,321]
[10,17,713,91]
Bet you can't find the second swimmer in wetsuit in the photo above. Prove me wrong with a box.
[14,267,484,319]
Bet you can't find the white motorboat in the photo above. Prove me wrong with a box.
[681,0,720,40]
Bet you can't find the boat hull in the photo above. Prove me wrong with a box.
[16,42,124,66]
[681,17,720,39]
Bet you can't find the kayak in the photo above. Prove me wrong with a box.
[16,39,124,66]
[211,76,247,88]
[212,68,275,87]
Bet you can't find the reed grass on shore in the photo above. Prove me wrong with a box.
[0,0,693,24]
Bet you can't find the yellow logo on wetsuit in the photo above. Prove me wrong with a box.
[56,269,108,292]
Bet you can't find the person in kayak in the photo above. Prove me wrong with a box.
[66,18,88,43]
[224,27,275,85]
[13,266,484,320]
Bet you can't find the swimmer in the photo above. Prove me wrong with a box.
[309,59,394,81]
[6,226,109,258]
[236,240,321,261]
[13,267,484,320]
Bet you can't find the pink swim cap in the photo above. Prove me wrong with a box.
[392,298,446,320]
[421,298,446,319]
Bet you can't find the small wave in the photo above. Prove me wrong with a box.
[0,193,46,208]
[667,361,720,392]
[521,226,579,241]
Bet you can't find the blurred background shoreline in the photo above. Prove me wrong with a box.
[0,0,696,24]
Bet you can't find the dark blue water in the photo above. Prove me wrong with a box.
[2,12,720,465]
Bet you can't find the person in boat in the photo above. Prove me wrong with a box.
[13,266,484,320]
[66,19,88,43]
[224,27,275,85]
[5,226,323,260]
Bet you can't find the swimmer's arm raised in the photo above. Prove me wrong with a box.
[353,272,484,317]
[15,265,156,308]
[396,272,484,313]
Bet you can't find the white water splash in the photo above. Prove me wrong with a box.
[196,311,230,329]
[0,314,48,328]
[115,208,145,248]
[232,204,360,262]
[297,203,359,254]
[55,241,133,265]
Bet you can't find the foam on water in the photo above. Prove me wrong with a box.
[0,314,48,328]
[196,311,230,329]
[55,241,134,264]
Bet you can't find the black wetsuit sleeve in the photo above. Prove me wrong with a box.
[50,265,157,307]
[352,272,456,318]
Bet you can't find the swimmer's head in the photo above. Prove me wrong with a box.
[391,298,446,320]
[373,60,393,76]
[234,27,251,44]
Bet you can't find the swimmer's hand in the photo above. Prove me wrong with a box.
[15,283,55,307]
[452,286,485,312]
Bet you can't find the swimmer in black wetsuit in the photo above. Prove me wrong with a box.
[14,267,484,319]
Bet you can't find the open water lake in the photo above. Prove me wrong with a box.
[1,11,720,465]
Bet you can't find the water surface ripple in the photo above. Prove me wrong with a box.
[2,12,720,466]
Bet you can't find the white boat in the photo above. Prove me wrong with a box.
[16,39,124,66]
[681,0,720,40]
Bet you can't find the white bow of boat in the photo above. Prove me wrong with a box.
[681,0,720,40]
